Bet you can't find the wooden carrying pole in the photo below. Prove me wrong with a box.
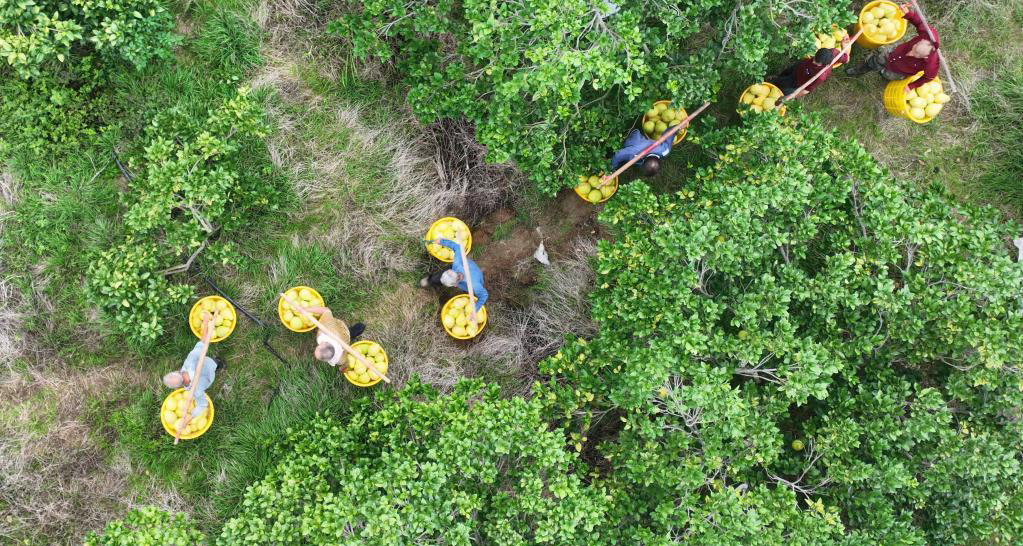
[174,312,217,444]
[458,244,479,325]
[598,101,711,187]
[906,0,957,94]
[781,28,865,102]
[281,293,391,383]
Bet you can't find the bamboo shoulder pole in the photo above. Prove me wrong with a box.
[457,244,479,325]
[174,313,216,444]
[281,293,391,383]
[782,29,864,103]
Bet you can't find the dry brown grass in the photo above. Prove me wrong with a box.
[0,365,190,544]
[245,0,593,393]
[361,238,596,394]
[0,170,24,368]
[253,68,519,281]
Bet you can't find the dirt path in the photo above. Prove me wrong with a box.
[472,189,602,305]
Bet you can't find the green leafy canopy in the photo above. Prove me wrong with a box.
[539,112,1023,544]
[85,88,287,345]
[334,0,853,194]
[0,0,177,79]
[219,380,608,545]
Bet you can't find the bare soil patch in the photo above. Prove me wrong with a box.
[473,189,602,305]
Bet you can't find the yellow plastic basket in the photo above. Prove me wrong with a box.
[641,100,687,144]
[811,25,849,67]
[738,83,787,116]
[189,296,236,343]
[278,286,324,332]
[884,71,940,124]
[425,217,472,263]
[574,175,618,204]
[441,294,488,340]
[161,388,214,440]
[343,340,388,387]
[855,1,907,48]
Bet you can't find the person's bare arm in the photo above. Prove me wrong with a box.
[200,312,215,343]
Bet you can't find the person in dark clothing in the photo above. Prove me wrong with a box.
[609,127,673,177]
[770,40,850,98]
[846,5,939,92]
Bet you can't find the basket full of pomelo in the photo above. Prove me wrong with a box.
[641,100,688,144]
[884,73,948,124]
[189,296,236,342]
[161,388,214,440]
[856,1,906,48]
[278,286,324,332]
[425,217,472,263]
[574,174,618,204]
[441,294,487,340]
[343,340,388,387]
[738,83,787,115]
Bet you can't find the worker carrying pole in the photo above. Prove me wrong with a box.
[846,3,941,93]
[420,238,489,321]
[297,305,366,367]
[599,102,711,187]
[770,35,853,99]
[609,125,675,178]
[163,311,220,444]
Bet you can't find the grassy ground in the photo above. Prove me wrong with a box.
[1,0,596,542]
[2,0,1021,544]
[804,0,1023,219]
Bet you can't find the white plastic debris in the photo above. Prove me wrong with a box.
[533,241,550,266]
[1014,237,1023,262]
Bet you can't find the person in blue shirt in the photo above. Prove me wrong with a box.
[610,126,674,177]
[162,313,220,418]
[419,238,488,312]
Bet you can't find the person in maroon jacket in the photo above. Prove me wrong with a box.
[769,38,851,98]
[846,4,940,92]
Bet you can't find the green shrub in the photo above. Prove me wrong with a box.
[219,380,608,545]
[0,0,177,78]
[0,56,114,158]
[85,88,287,345]
[84,506,205,545]
[539,112,1023,543]
[333,0,853,194]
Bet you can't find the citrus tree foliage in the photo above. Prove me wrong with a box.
[86,89,286,344]
[219,380,608,545]
[0,0,176,78]
[539,113,1023,543]
[333,0,852,194]
[83,506,204,546]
